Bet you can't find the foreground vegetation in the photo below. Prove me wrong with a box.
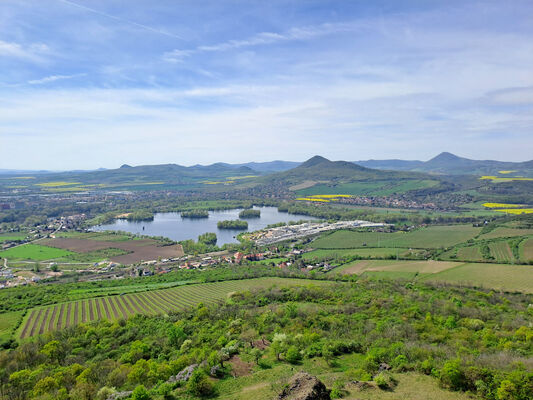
[0,279,531,399]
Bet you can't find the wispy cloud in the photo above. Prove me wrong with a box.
[0,40,49,62]
[163,21,365,62]
[59,0,183,40]
[27,73,86,85]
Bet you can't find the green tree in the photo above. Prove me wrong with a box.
[187,370,215,397]
[131,384,151,400]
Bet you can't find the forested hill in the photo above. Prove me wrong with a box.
[356,152,533,176]
[259,155,427,186]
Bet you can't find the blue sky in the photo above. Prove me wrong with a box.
[1,0,532,169]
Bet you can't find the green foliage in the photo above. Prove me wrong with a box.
[1,279,532,400]
[131,384,151,400]
[217,219,248,229]
[285,345,302,364]
[198,232,217,246]
[238,209,260,218]
[181,209,209,218]
[187,370,215,397]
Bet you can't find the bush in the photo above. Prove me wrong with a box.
[285,346,302,364]
[187,370,215,397]
[374,372,397,390]
[131,385,151,400]
[439,359,467,391]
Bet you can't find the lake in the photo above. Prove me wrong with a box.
[91,206,318,245]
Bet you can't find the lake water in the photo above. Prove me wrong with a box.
[91,206,318,245]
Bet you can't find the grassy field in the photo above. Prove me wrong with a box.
[425,263,533,293]
[16,278,328,339]
[331,260,533,293]
[0,232,27,243]
[55,231,133,241]
[0,243,74,261]
[0,311,24,341]
[333,260,459,275]
[302,248,418,261]
[479,227,533,239]
[312,225,481,249]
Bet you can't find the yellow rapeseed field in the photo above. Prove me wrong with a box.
[35,181,82,187]
[494,208,533,215]
[483,203,524,209]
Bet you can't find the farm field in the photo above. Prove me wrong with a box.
[295,179,439,196]
[0,311,23,341]
[0,232,27,243]
[302,248,418,261]
[332,260,533,292]
[17,277,327,338]
[0,243,74,261]
[488,241,515,263]
[478,227,533,239]
[520,238,533,261]
[312,225,481,249]
[40,237,184,264]
[333,259,460,276]
[424,263,533,293]
[456,246,484,261]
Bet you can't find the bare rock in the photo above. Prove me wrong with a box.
[168,364,198,383]
[278,372,331,400]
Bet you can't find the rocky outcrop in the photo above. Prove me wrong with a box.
[278,372,331,400]
[168,364,198,383]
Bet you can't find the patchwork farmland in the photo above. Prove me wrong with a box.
[17,278,324,338]
[40,237,184,264]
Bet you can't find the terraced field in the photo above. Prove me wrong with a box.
[17,278,324,339]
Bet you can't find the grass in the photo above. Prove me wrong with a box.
[17,278,331,338]
[216,351,470,400]
[0,311,24,341]
[312,225,481,249]
[333,260,460,275]
[302,248,419,261]
[0,244,74,261]
[329,260,533,293]
[55,248,130,263]
[0,233,27,243]
[424,263,533,293]
[55,231,132,241]
[479,227,533,239]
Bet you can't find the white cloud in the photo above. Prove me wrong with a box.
[0,40,49,62]
[27,73,86,85]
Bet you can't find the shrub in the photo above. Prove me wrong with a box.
[439,359,467,391]
[374,372,397,390]
[131,385,150,400]
[285,346,302,364]
[187,370,215,397]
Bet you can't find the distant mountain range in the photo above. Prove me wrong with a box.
[1,152,532,178]
[355,152,533,176]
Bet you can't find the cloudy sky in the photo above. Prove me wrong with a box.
[1,0,532,169]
